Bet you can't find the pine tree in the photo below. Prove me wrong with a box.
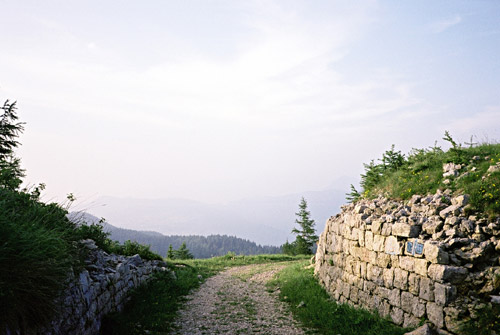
[0,100,25,190]
[174,242,194,260]
[291,197,318,255]
[167,244,175,259]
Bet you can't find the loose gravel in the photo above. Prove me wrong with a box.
[169,263,306,335]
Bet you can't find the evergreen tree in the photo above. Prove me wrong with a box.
[0,100,25,190]
[291,197,318,255]
[167,244,175,259]
[174,242,194,260]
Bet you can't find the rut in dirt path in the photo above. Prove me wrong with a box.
[169,263,307,335]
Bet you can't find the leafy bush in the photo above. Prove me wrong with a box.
[111,240,163,261]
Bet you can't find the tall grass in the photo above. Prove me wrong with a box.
[0,188,82,332]
[267,261,410,335]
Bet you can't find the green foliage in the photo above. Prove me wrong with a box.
[75,219,112,250]
[167,244,175,259]
[346,184,361,203]
[349,133,500,218]
[267,261,410,335]
[0,188,82,331]
[111,240,163,261]
[0,100,25,190]
[283,197,318,255]
[175,241,194,260]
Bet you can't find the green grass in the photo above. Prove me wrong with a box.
[0,187,83,332]
[267,261,411,335]
[355,139,500,218]
[101,254,308,334]
[0,187,163,332]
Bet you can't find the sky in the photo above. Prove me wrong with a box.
[1,0,500,206]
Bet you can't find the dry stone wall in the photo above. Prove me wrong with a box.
[9,239,171,335]
[315,191,500,333]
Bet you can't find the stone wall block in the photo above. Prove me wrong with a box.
[427,264,468,284]
[419,277,434,302]
[378,300,391,318]
[414,259,429,277]
[413,299,427,318]
[383,268,394,288]
[400,291,416,313]
[377,252,391,268]
[373,235,386,252]
[399,256,415,272]
[424,241,450,264]
[372,220,383,234]
[408,273,420,295]
[403,313,420,328]
[385,236,403,255]
[434,283,457,306]
[389,288,401,307]
[393,268,409,290]
[426,302,444,328]
[365,231,374,250]
[381,222,392,236]
[393,222,421,238]
[390,307,404,325]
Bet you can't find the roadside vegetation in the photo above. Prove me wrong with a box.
[267,261,410,335]
[348,132,500,218]
[101,253,308,334]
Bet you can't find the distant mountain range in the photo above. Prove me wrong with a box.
[78,183,351,246]
[69,212,281,258]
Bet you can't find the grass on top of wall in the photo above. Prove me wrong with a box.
[349,134,500,219]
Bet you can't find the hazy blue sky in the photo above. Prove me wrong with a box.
[1,0,500,205]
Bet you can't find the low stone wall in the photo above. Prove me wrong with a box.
[9,240,170,335]
[314,191,500,333]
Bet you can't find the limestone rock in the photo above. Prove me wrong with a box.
[427,264,468,284]
[404,323,434,335]
[426,302,444,328]
[423,241,449,264]
[393,222,422,238]
[385,236,403,255]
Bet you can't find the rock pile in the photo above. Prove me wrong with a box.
[315,190,500,334]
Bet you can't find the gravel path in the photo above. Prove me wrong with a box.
[169,263,307,335]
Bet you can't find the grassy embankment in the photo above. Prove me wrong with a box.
[349,134,500,218]
[103,255,410,335]
[0,186,162,332]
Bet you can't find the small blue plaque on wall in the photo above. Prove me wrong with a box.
[406,241,413,254]
[405,239,424,257]
[414,241,424,255]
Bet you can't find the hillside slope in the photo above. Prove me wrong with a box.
[70,212,281,258]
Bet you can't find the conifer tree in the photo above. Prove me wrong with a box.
[174,242,194,259]
[291,197,318,255]
[0,100,25,189]
[167,244,175,259]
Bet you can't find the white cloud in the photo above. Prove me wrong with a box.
[430,15,462,33]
